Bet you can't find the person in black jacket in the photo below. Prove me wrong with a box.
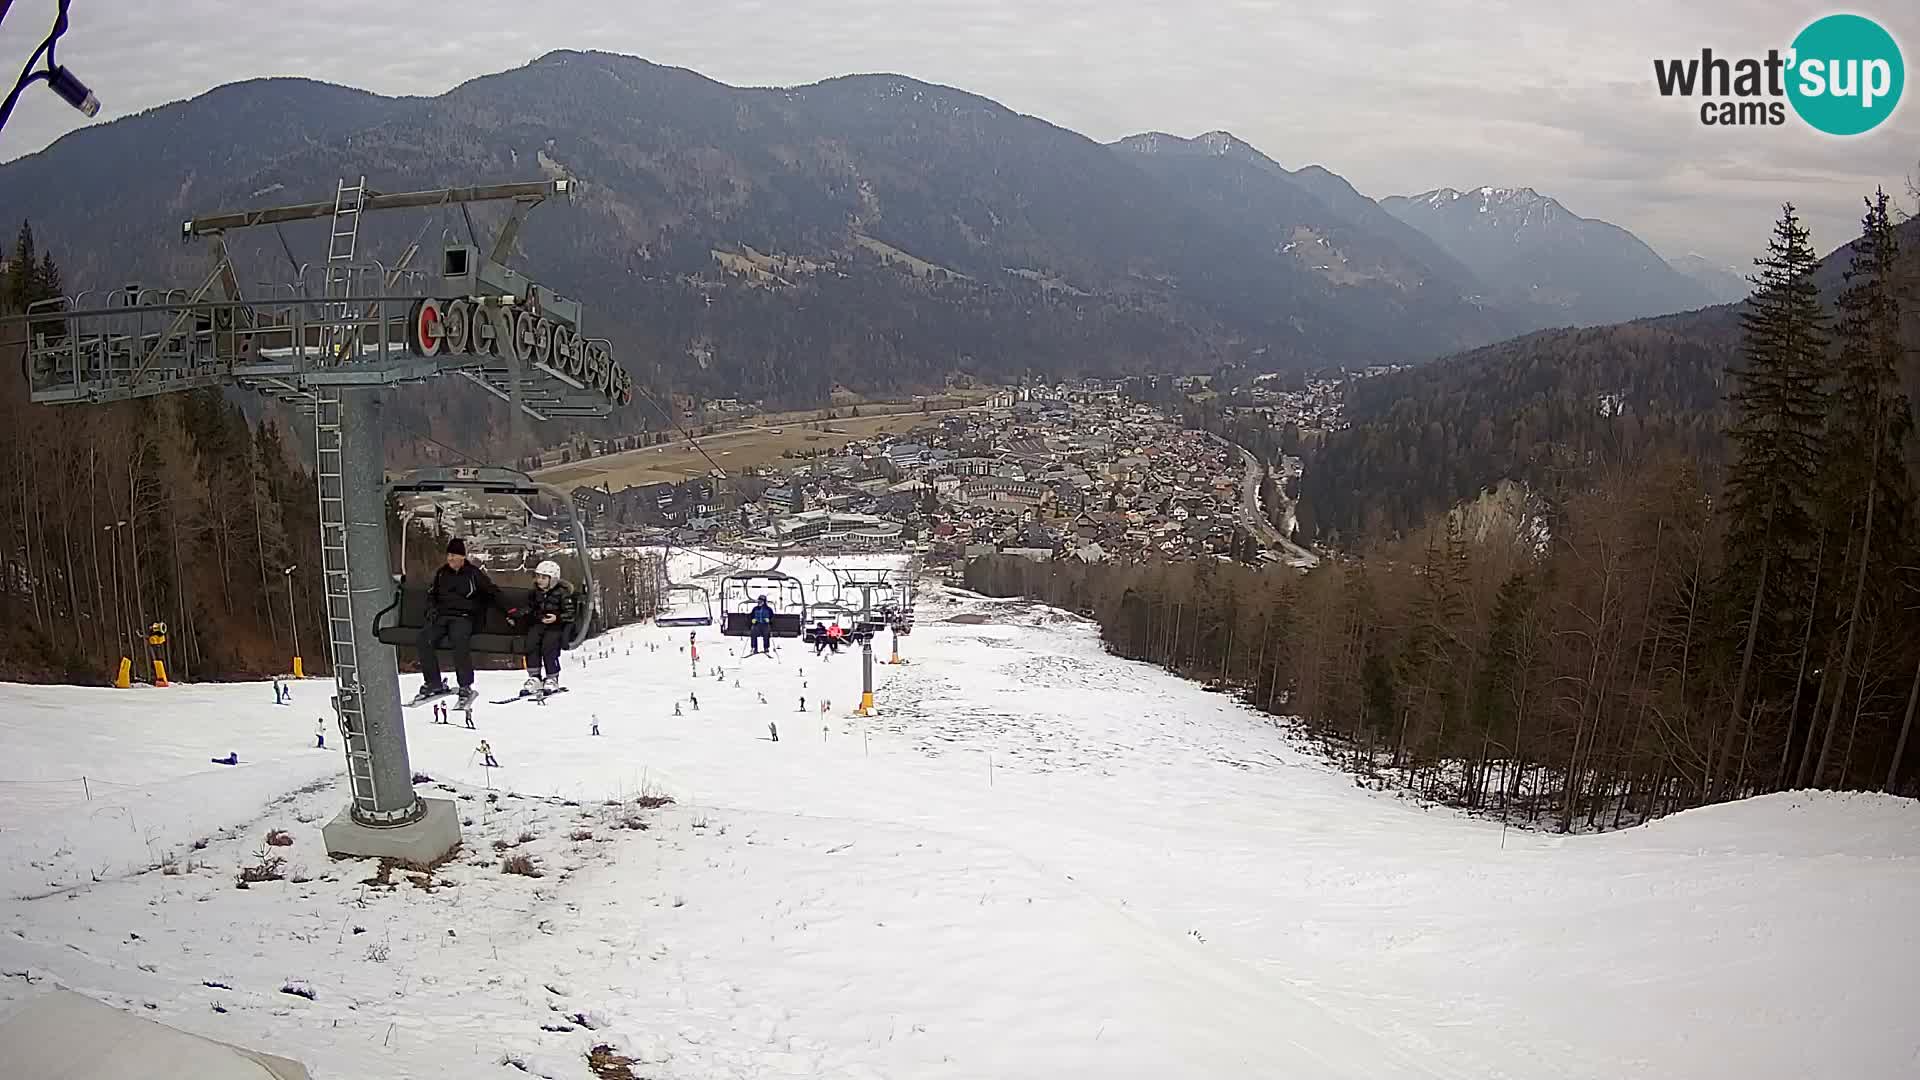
[517,559,579,694]
[411,538,503,707]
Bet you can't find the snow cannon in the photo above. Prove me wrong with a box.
[146,622,171,687]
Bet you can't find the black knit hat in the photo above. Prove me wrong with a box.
[447,537,467,556]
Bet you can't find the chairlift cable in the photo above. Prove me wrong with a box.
[399,422,484,467]
[629,381,730,482]
[626,380,799,565]
[662,536,743,581]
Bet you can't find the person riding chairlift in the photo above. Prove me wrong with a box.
[824,621,847,653]
[514,560,579,695]
[411,538,508,709]
[748,593,776,656]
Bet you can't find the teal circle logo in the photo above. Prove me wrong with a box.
[1787,14,1903,135]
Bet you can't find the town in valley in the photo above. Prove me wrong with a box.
[536,368,1380,567]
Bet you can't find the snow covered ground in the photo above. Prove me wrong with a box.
[1,560,1917,1079]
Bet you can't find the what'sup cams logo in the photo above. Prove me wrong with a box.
[1654,13,1903,134]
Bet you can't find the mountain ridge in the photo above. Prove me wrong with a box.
[2,54,1516,388]
[0,50,1712,454]
[1382,184,1718,326]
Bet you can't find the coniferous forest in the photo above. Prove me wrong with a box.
[970,196,1920,823]
[0,222,325,681]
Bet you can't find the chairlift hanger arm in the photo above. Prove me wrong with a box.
[183,180,573,238]
[387,466,547,499]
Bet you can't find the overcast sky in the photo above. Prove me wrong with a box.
[1,0,1914,266]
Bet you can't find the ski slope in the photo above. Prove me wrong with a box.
[1,564,1916,1079]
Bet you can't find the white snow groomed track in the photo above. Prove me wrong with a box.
[1,561,1916,1078]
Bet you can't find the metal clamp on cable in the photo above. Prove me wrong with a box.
[0,1,101,135]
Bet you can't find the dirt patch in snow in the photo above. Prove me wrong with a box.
[587,1044,646,1079]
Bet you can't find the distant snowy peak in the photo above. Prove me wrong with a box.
[1403,185,1560,220]
[1111,129,1276,167]
[1196,130,1245,156]
[1478,185,1545,204]
[1106,131,1491,296]
[1110,131,1173,154]
[1412,185,1547,204]
[1381,184,1717,324]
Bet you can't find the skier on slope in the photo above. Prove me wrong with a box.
[513,560,579,696]
[410,538,507,709]
[748,594,775,656]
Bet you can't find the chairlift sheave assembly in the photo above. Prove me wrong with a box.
[373,466,598,657]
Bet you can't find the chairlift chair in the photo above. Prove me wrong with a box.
[373,466,598,657]
[829,567,899,637]
[658,583,714,627]
[886,579,916,636]
[719,572,806,638]
[655,538,714,627]
[803,597,875,645]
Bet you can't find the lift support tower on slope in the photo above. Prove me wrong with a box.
[9,177,632,864]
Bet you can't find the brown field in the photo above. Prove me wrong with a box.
[537,407,977,490]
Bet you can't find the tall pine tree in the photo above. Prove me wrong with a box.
[1395,520,1468,774]
[1716,204,1829,799]
[35,251,62,303]
[1810,190,1913,786]
[6,221,37,309]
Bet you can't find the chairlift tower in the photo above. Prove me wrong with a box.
[834,566,898,716]
[8,176,632,863]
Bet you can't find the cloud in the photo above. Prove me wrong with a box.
[0,0,1913,267]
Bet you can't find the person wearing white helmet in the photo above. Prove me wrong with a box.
[516,559,579,694]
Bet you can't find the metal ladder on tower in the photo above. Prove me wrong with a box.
[315,177,380,812]
[317,176,365,365]
[317,394,378,811]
